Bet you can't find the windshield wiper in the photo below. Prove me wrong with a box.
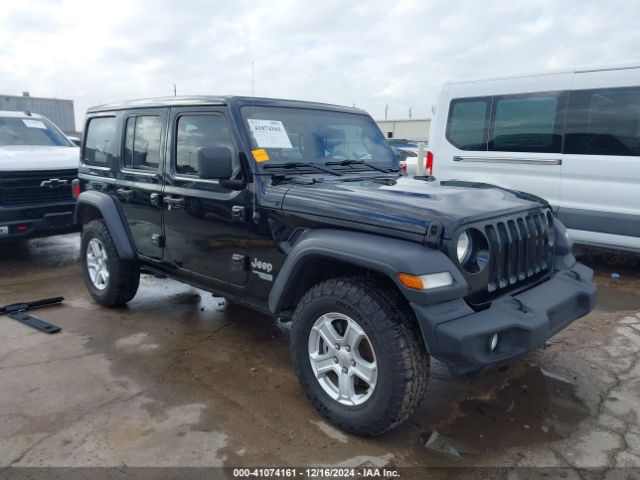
[263,162,342,176]
[324,159,398,174]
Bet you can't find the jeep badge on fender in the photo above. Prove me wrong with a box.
[74,96,597,436]
[251,258,274,281]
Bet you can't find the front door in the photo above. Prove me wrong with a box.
[162,107,249,286]
[115,109,166,260]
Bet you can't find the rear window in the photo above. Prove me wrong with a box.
[123,115,162,171]
[565,86,640,156]
[446,98,489,150]
[84,116,117,166]
[489,93,563,153]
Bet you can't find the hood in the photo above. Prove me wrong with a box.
[281,176,547,237]
[0,145,80,171]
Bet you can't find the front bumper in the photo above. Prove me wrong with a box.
[411,262,597,374]
[0,202,78,242]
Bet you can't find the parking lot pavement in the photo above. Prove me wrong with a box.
[1,234,639,474]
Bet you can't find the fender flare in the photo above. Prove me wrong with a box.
[74,191,136,260]
[268,229,467,314]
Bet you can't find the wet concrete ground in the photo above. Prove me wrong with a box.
[1,234,639,475]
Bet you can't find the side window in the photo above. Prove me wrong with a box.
[489,94,563,153]
[175,114,236,176]
[83,116,117,165]
[122,116,162,170]
[446,98,489,150]
[565,87,640,156]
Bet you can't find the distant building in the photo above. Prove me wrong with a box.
[0,92,76,134]
[376,118,430,143]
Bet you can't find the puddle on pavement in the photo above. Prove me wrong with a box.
[575,250,640,313]
[595,284,640,313]
[424,366,590,457]
[0,234,79,262]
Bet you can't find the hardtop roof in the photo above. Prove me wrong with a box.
[87,95,366,115]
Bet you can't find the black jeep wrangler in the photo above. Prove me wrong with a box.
[75,96,596,435]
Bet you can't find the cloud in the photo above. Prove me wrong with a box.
[0,0,638,129]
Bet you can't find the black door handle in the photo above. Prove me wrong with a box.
[163,196,186,209]
[116,188,134,199]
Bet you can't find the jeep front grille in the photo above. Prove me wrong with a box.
[485,210,553,293]
[461,208,554,307]
[0,169,77,206]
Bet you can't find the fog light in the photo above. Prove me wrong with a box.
[488,333,499,352]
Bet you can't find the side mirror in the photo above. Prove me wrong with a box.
[197,147,233,180]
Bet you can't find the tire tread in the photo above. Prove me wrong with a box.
[291,275,429,436]
[82,219,139,307]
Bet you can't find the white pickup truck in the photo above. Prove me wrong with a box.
[0,110,79,242]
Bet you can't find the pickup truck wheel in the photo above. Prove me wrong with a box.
[81,220,139,307]
[291,276,429,436]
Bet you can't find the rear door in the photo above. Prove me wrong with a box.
[162,107,250,286]
[560,73,640,249]
[115,109,166,260]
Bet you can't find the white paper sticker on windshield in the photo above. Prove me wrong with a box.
[247,119,292,149]
[22,119,47,129]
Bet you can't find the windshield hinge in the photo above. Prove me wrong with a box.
[425,221,443,247]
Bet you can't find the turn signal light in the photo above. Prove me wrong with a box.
[397,273,424,290]
[397,272,454,290]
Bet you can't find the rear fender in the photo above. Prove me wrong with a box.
[74,190,135,260]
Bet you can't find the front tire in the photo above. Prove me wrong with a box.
[81,220,140,307]
[291,276,429,436]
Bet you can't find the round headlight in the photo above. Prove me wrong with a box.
[456,231,472,264]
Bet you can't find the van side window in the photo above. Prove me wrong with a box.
[489,94,563,153]
[123,116,162,170]
[565,87,640,156]
[84,116,117,166]
[175,114,236,176]
[446,99,488,150]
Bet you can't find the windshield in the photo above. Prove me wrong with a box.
[0,116,72,147]
[241,106,397,168]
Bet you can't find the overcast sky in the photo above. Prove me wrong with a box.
[1,0,639,129]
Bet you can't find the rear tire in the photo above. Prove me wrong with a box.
[291,276,429,436]
[81,219,139,307]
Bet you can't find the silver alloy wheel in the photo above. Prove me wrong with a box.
[308,312,378,406]
[86,238,109,291]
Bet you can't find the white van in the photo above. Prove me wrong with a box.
[428,63,640,253]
